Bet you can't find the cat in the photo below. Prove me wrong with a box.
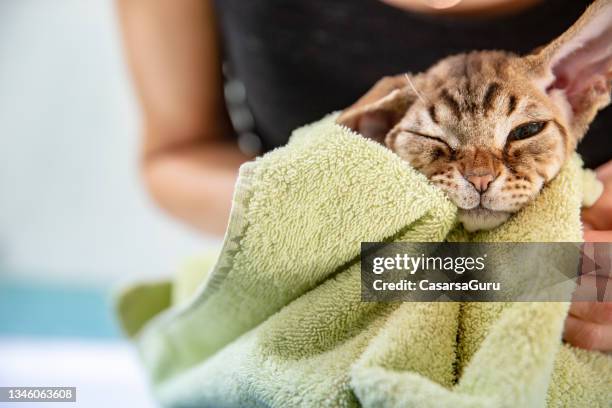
[337,0,611,232]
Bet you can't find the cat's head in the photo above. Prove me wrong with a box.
[338,0,611,231]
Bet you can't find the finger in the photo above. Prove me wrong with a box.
[596,160,612,181]
[573,275,612,302]
[581,213,599,231]
[583,230,612,242]
[580,214,594,231]
[582,197,612,230]
[582,164,612,230]
[568,302,612,324]
[563,315,612,351]
[582,207,612,231]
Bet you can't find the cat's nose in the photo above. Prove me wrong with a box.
[466,174,494,193]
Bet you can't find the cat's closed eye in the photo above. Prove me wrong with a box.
[507,121,548,142]
[405,130,452,150]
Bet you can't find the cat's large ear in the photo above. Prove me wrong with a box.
[523,0,612,137]
[336,75,415,144]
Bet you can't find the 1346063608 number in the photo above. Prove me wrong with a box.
[0,387,76,402]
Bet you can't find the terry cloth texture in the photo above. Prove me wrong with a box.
[116,114,610,407]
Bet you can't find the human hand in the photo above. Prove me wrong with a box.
[582,160,612,241]
[564,160,612,350]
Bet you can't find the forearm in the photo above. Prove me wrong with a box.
[143,138,251,236]
[116,0,241,235]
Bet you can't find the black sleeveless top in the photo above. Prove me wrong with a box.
[213,0,611,168]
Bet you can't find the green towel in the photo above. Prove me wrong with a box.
[116,114,611,407]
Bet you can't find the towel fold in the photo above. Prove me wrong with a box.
[117,114,611,407]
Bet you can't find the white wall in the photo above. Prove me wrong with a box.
[0,0,218,286]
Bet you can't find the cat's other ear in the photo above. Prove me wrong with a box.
[336,75,415,144]
[523,0,612,137]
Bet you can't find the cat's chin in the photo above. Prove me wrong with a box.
[457,208,511,232]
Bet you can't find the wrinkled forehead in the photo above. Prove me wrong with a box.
[401,73,555,146]
[424,53,555,114]
[436,78,547,118]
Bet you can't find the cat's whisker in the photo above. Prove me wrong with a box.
[404,73,429,105]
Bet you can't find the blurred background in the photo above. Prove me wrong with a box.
[0,0,218,406]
